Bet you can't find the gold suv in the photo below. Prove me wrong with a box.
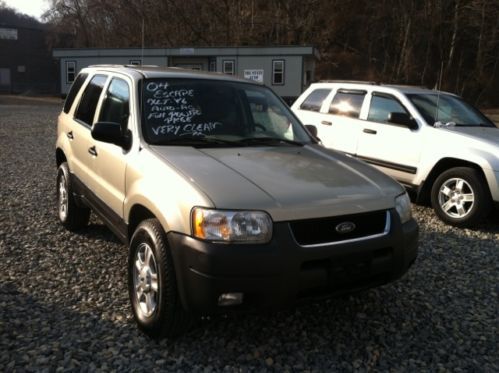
[56,65,418,339]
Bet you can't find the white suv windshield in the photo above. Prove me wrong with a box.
[407,93,495,128]
[141,78,312,146]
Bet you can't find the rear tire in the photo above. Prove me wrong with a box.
[430,167,491,227]
[128,219,192,339]
[56,162,90,231]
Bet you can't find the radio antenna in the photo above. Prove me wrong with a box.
[434,61,444,125]
[141,0,145,64]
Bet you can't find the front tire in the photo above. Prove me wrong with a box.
[128,219,192,339]
[56,162,90,231]
[430,167,491,227]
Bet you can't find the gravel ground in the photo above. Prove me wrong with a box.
[1,101,498,372]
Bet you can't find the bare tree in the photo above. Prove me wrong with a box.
[41,0,499,106]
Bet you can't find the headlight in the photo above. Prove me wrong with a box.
[192,207,273,243]
[395,193,412,224]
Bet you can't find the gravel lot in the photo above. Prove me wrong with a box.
[1,99,498,372]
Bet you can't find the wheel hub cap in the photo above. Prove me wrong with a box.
[438,178,475,218]
[58,176,68,221]
[139,268,152,292]
[133,243,159,317]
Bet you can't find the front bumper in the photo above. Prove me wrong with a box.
[486,169,499,202]
[168,209,418,315]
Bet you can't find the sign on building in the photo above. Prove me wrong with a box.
[244,69,264,83]
[0,28,18,40]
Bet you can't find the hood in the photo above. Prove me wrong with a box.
[150,144,403,221]
[440,126,499,148]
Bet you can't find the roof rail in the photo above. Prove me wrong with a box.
[319,80,378,85]
[383,83,429,89]
[88,64,160,68]
[124,64,160,68]
[88,64,123,67]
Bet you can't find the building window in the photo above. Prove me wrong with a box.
[129,60,141,66]
[272,60,285,85]
[223,60,235,75]
[305,71,311,86]
[66,61,76,84]
[209,60,216,72]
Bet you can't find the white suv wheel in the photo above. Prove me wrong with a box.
[437,177,475,218]
[431,167,491,227]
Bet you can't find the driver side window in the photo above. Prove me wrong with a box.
[247,91,294,139]
[368,94,409,124]
[99,78,130,130]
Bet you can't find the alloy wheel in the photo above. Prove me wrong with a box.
[133,243,159,317]
[58,175,68,221]
[438,177,475,218]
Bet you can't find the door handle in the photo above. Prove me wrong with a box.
[321,120,332,126]
[363,128,377,135]
[66,131,74,140]
[88,146,98,156]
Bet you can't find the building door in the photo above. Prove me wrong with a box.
[175,63,203,70]
[0,68,11,92]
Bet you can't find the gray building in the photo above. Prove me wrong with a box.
[52,46,318,102]
[0,10,58,94]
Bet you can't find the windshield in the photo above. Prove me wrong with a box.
[407,93,495,127]
[141,78,313,146]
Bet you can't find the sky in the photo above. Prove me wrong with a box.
[3,0,50,20]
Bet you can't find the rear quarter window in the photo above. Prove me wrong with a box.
[63,73,88,114]
[299,89,331,112]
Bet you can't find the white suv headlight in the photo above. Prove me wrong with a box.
[395,193,412,224]
[192,207,273,243]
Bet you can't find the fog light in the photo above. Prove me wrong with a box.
[218,292,244,306]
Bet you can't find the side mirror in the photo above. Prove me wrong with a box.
[92,121,131,149]
[388,112,418,130]
[305,124,321,142]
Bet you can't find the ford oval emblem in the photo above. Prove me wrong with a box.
[335,221,356,234]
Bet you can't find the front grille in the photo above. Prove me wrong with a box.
[290,210,388,246]
[298,247,393,299]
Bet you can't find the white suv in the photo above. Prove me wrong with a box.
[292,81,499,227]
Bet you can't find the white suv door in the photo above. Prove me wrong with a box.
[292,87,332,134]
[293,87,365,155]
[356,92,422,184]
[321,89,366,154]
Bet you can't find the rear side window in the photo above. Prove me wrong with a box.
[329,89,366,118]
[75,74,107,126]
[63,73,88,114]
[299,89,331,112]
[367,94,409,123]
[99,78,130,128]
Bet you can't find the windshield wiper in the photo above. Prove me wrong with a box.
[155,137,240,147]
[454,123,494,128]
[237,137,304,146]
